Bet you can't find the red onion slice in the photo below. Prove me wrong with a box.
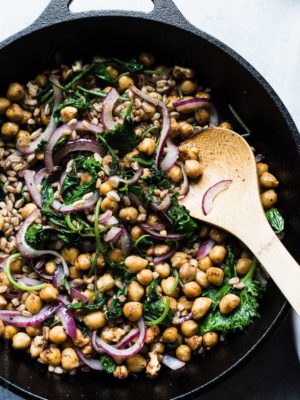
[104,226,123,243]
[140,224,183,241]
[76,349,104,371]
[54,138,104,165]
[110,169,143,185]
[255,153,265,162]
[91,318,146,358]
[179,163,189,198]
[16,209,69,276]
[102,87,119,131]
[34,168,47,187]
[160,139,179,172]
[153,249,176,265]
[173,98,219,126]
[202,179,232,216]
[151,194,171,212]
[0,303,60,327]
[23,170,42,208]
[52,264,65,288]
[196,239,215,260]
[161,355,185,370]
[98,210,113,225]
[51,191,99,214]
[71,287,88,302]
[176,312,192,324]
[59,294,71,306]
[57,306,76,339]
[18,277,45,287]
[115,328,139,349]
[120,228,131,256]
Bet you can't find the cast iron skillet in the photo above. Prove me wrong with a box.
[0,0,299,399]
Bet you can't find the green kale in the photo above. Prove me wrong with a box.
[100,355,116,374]
[92,61,116,84]
[107,260,134,281]
[147,279,160,302]
[142,167,172,189]
[97,133,119,176]
[143,299,172,327]
[63,178,96,205]
[133,234,154,257]
[167,195,199,239]
[75,321,90,337]
[25,223,75,248]
[223,246,236,279]
[67,295,107,311]
[112,58,144,73]
[61,175,80,198]
[73,154,101,176]
[266,208,285,234]
[105,288,126,320]
[40,176,55,208]
[54,91,91,123]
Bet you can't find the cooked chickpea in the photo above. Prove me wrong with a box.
[261,189,277,209]
[198,256,213,272]
[40,346,61,366]
[161,276,179,297]
[69,266,82,279]
[1,122,19,137]
[185,335,203,351]
[146,214,160,226]
[0,321,4,338]
[123,302,143,321]
[21,203,37,219]
[180,80,197,95]
[25,293,43,314]
[119,207,138,223]
[96,253,106,268]
[131,225,143,241]
[6,103,23,122]
[119,76,134,91]
[209,228,228,244]
[26,327,42,337]
[60,106,78,123]
[206,267,224,287]
[4,325,19,340]
[196,270,209,288]
[7,82,25,101]
[184,159,203,179]
[173,66,195,80]
[10,258,22,273]
[209,245,227,264]
[178,121,193,138]
[170,117,179,135]
[203,332,218,347]
[49,326,67,344]
[125,255,148,273]
[260,172,279,188]
[182,281,202,298]
[236,258,252,275]
[100,181,113,195]
[21,110,32,124]
[16,129,31,148]
[145,325,160,344]
[107,65,119,79]
[192,297,212,319]
[137,269,153,285]
[256,162,268,176]
[171,252,188,268]
[0,295,7,309]
[195,91,211,99]
[114,365,129,379]
[126,354,147,372]
[219,293,240,314]
[178,296,193,311]
[40,284,59,302]
[12,332,31,350]
[138,138,156,156]
[155,262,171,278]
[218,121,232,129]
[128,281,145,301]
[44,261,56,275]
[176,344,191,362]
[153,244,170,257]
[179,263,197,283]
[151,342,165,353]
[139,52,155,67]
[167,164,183,183]
[162,327,178,343]
[0,271,9,286]
[35,74,47,88]
[101,197,118,212]
[97,274,115,292]
[73,329,90,348]
[181,320,198,337]
[61,348,80,370]
[61,247,79,264]
[75,253,91,271]
[0,97,11,114]
[108,248,123,263]
[195,108,210,125]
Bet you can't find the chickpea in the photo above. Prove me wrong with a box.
[49,326,67,344]
[173,66,195,80]
[167,296,178,313]
[146,213,160,226]
[162,327,178,343]
[206,267,224,287]
[101,197,118,212]
[0,97,11,114]
[155,262,171,278]
[74,253,91,271]
[198,256,213,272]
[203,332,218,347]
[1,121,19,137]
[73,329,90,348]
[209,245,227,264]
[179,263,197,283]
[261,189,277,209]
[96,274,115,292]
[176,344,191,362]
[0,320,4,338]
[170,117,179,135]
[182,80,197,95]
[100,181,113,195]
[256,162,268,177]
[44,261,56,275]
[145,326,160,344]
[10,258,22,273]
[0,294,7,309]
[209,228,228,244]
[35,74,47,88]
[119,76,134,91]
[195,91,211,99]
[21,203,37,219]
[167,165,183,183]
[171,252,188,268]
[60,106,78,123]
[192,297,212,319]
[96,253,106,268]
[21,110,32,124]
[139,52,155,67]
[123,302,143,321]
[4,325,19,340]
[125,255,148,274]
[178,121,193,138]
[128,281,145,301]
[184,159,203,179]
[196,270,209,288]
[69,266,82,279]
[119,207,138,223]
[126,354,146,372]
[218,121,232,130]
[39,346,61,366]
[131,225,143,241]
[178,296,193,311]
[219,293,240,314]
[5,103,23,122]
[179,144,198,161]
[40,284,59,302]
[195,108,210,125]
[260,172,279,188]
[182,281,202,298]
[138,137,156,156]
[107,65,119,79]
[16,129,31,148]
[151,342,165,353]
[181,320,198,337]
[61,348,80,370]
[26,326,42,337]
[12,332,31,350]
[137,269,153,286]
[185,335,203,351]
[236,258,252,275]
[108,248,123,263]
[153,244,170,257]
[25,293,43,314]
[161,276,179,297]
[7,82,25,101]
[114,365,128,379]
[61,247,79,264]
[0,271,9,286]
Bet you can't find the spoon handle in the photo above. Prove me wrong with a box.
[238,213,300,315]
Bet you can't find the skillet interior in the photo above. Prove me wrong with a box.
[0,11,299,400]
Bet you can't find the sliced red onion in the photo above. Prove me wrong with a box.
[17,78,62,155]
[71,287,88,302]
[142,224,165,232]
[58,170,67,193]
[202,179,232,216]
[98,210,113,225]
[18,277,45,287]
[59,294,71,306]
[51,191,99,214]
[45,121,103,173]
[110,169,143,185]
[52,264,65,288]
[107,216,119,226]
[176,312,192,324]
[161,355,185,370]
[57,306,76,339]
[115,328,139,349]
[128,192,141,207]
[16,209,69,276]
[34,168,47,187]
[102,87,119,130]
[54,138,104,165]
[23,170,42,208]
[160,139,179,172]
[130,86,170,170]
[153,249,176,265]
[92,318,146,358]
[173,98,219,126]
[140,224,183,241]
[255,153,265,162]
[76,349,104,371]
[120,228,131,256]
[151,194,171,212]
[0,303,60,327]
[179,163,189,197]
[104,226,123,243]
[196,239,215,260]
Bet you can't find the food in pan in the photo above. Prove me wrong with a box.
[0,53,284,378]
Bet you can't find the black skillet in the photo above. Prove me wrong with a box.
[0,1,299,399]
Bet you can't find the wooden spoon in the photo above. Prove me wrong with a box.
[179,127,300,315]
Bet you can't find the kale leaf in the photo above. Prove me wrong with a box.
[143,299,172,327]
[167,195,199,239]
[100,355,116,374]
[67,295,107,311]
[73,154,101,176]
[63,178,96,205]
[142,167,172,189]
[25,223,75,247]
[266,208,285,234]
[54,91,91,123]
[113,58,144,73]
[105,288,126,320]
